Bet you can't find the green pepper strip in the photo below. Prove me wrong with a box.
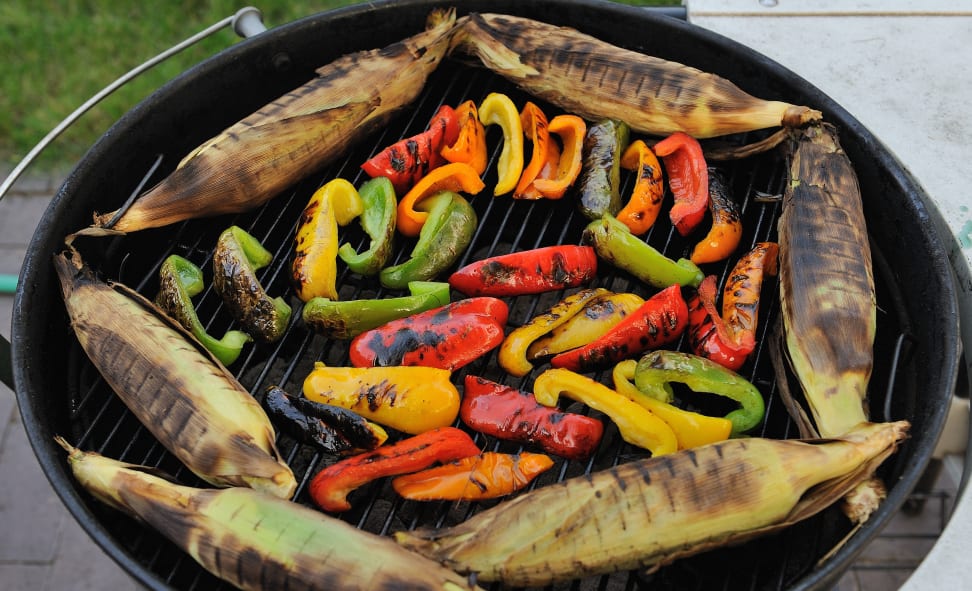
[379,191,477,290]
[302,281,451,339]
[337,176,397,276]
[583,213,703,288]
[155,255,252,366]
[633,350,765,435]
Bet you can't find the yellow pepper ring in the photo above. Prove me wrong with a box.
[479,92,524,196]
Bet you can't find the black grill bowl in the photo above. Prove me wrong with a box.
[12,1,960,590]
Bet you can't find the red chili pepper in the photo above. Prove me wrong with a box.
[653,132,709,237]
[550,284,689,372]
[361,105,460,195]
[348,297,509,370]
[448,245,598,297]
[391,451,554,501]
[460,375,604,461]
[308,426,481,512]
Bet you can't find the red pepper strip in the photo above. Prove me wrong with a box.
[460,375,604,461]
[513,102,551,200]
[391,451,554,501]
[361,104,460,195]
[309,426,480,512]
[448,245,598,297]
[550,284,689,372]
[531,115,586,199]
[617,139,664,235]
[690,168,743,264]
[440,100,488,176]
[687,276,753,371]
[653,132,709,237]
[348,297,509,370]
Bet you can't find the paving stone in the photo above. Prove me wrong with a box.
[0,563,50,590]
[47,513,146,591]
[0,194,54,248]
[0,246,28,277]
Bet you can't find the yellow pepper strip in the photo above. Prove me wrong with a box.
[396,162,485,237]
[612,360,732,450]
[441,100,488,176]
[498,288,609,377]
[479,92,524,196]
[514,102,551,200]
[527,292,644,360]
[302,361,460,435]
[617,139,665,235]
[533,368,677,456]
[531,115,587,199]
[292,178,364,302]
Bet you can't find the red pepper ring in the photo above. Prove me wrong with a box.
[448,245,598,297]
[653,131,709,237]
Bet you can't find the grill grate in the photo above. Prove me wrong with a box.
[63,57,910,590]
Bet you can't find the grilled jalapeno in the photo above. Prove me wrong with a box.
[262,386,387,455]
[302,281,450,339]
[577,118,630,220]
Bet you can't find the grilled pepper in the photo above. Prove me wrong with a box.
[302,281,450,339]
[479,92,524,195]
[654,131,709,236]
[533,368,677,456]
[349,297,508,370]
[577,118,630,220]
[448,245,598,297]
[690,168,742,264]
[292,178,364,302]
[441,99,488,175]
[336,176,397,276]
[499,288,609,377]
[611,360,732,449]
[513,102,552,199]
[309,426,481,512]
[361,104,460,195]
[527,291,645,360]
[397,162,485,237]
[583,213,704,288]
[262,386,388,455]
[531,114,586,199]
[634,350,765,435]
[380,190,477,289]
[617,139,664,235]
[302,361,460,435]
[550,284,688,372]
[213,226,292,343]
[461,375,603,461]
[155,254,251,366]
[392,451,554,501]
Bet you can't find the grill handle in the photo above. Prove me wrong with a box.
[0,7,269,390]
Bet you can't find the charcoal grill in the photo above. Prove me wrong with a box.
[7,1,961,590]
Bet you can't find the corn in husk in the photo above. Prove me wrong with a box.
[58,439,479,591]
[396,420,908,587]
[53,248,296,498]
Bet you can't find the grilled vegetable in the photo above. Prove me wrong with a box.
[214,226,292,343]
[690,168,743,264]
[576,119,630,220]
[392,451,554,502]
[292,178,364,302]
[441,99,489,175]
[309,427,481,512]
[461,375,604,461]
[449,12,821,139]
[262,386,387,455]
[302,361,461,435]
[154,254,251,366]
[397,162,485,237]
[530,114,587,199]
[53,249,296,498]
[336,176,397,276]
[514,101,552,199]
[527,291,645,360]
[58,440,478,590]
[395,420,909,587]
[302,280,451,339]
[654,131,709,236]
[448,245,598,297]
[478,92,524,195]
[617,139,664,235]
[84,9,459,235]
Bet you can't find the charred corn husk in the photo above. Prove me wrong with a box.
[53,248,296,498]
[82,9,458,234]
[449,13,821,139]
[58,439,480,591]
[396,420,909,586]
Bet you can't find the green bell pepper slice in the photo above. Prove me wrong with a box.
[337,176,397,276]
[302,281,451,339]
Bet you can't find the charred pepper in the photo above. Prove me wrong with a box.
[262,386,388,455]
[396,162,485,237]
[392,451,554,501]
[616,139,664,235]
[336,176,397,276]
[514,102,552,199]
[689,168,742,264]
[531,114,587,199]
[441,99,488,175]
[527,291,645,360]
[448,245,598,297]
[302,281,450,339]
[479,92,524,196]
[576,118,629,220]
[653,131,709,236]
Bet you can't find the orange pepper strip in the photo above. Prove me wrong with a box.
[690,169,744,264]
[514,102,551,200]
[441,100,488,176]
[396,162,485,237]
[531,115,586,199]
[391,451,554,501]
[617,140,664,235]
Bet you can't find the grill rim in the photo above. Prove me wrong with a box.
[11,1,961,590]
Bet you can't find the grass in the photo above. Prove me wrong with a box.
[0,0,676,174]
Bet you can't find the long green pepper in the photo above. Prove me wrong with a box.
[302,281,451,339]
